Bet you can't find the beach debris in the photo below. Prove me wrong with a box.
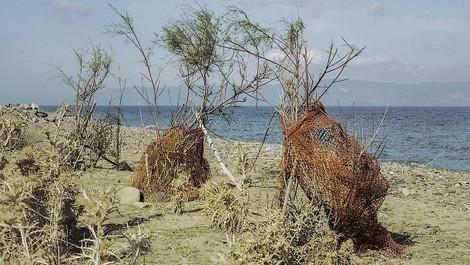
[279,101,403,253]
[131,126,210,202]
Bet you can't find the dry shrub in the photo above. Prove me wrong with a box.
[124,225,152,265]
[170,174,200,215]
[0,117,26,153]
[229,204,355,265]
[132,126,210,202]
[279,102,402,253]
[200,182,249,234]
[71,189,151,264]
[0,146,82,264]
[73,188,121,264]
[87,118,113,167]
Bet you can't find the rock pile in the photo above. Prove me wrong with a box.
[0,103,50,123]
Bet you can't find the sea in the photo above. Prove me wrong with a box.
[43,105,470,172]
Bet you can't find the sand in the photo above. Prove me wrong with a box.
[2,105,470,264]
[100,126,470,264]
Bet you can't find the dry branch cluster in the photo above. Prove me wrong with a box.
[200,182,249,234]
[132,126,210,202]
[229,205,355,265]
[279,102,403,253]
[0,146,82,264]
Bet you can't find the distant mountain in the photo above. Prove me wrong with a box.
[93,80,470,107]
[321,80,470,106]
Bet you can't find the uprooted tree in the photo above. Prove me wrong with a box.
[120,4,273,202]
[160,4,272,188]
[108,6,269,200]
[225,9,404,253]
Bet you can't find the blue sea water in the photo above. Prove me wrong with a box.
[43,105,470,172]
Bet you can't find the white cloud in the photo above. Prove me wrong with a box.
[399,17,464,34]
[236,0,335,17]
[265,48,328,66]
[49,0,91,17]
[369,1,385,16]
[350,55,390,67]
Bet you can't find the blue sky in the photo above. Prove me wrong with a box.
[1,0,469,105]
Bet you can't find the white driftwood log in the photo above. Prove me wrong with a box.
[196,113,242,190]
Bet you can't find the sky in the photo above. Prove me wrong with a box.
[1,0,469,105]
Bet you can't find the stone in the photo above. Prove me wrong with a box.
[118,186,143,204]
[402,188,411,197]
[36,111,48,118]
[420,223,431,229]
[20,103,30,109]
[133,202,152,208]
[30,103,40,110]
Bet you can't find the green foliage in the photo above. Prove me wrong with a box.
[162,7,219,71]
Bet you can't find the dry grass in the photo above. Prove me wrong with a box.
[0,144,81,264]
[228,203,355,265]
[200,182,249,234]
[0,111,151,264]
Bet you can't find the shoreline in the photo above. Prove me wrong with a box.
[2,104,470,264]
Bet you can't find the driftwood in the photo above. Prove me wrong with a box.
[196,113,242,189]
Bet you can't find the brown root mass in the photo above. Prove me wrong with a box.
[279,101,403,253]
[132,126,210,202]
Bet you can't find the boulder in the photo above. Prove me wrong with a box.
[118,186,144,204]
[31,103,40,110]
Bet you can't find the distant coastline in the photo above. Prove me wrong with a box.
[3,80,470,107]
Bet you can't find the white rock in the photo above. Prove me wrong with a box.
[31,103,40,110]
[118,186,143,204]
[402,188,411,197]
[133,202,152,208]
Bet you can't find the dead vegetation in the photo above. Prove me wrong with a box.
[279,102,403,253]
[0,142,82,264]
[132,126,210,202]
[0,107,151,264]
[228,203,355,265]
[200,182,249,234]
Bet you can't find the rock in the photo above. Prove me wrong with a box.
[420,223,431,229]
[36,111,48,118]
[402,188,411,197]
[133,202,152,208]
[30,103,39,110]
[116,161,132,171]
[118,186,143,204]
[20,103,30,109]
[378,212,389,219]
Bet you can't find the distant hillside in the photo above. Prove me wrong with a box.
[93,80,470,107]
[321,80,470,106]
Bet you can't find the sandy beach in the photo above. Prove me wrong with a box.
[2,105,470,264]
